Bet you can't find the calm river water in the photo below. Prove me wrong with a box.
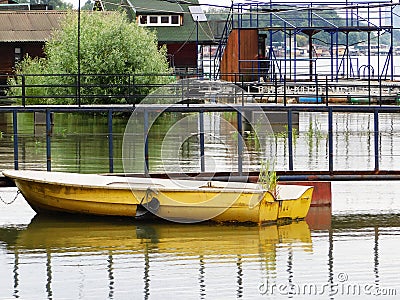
[1,111,400,299]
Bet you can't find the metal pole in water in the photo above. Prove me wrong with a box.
[108,109,114,173]
[46,109,51,171]
[237,109,243,176]
[12,110,18,170]
[374,109,379,172]
[287,109,293,170]
[199,111,205,172]
[144,109,149,176]
[328,107,333,172]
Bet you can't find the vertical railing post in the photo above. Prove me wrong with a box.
[378,79,382,106]
[283,75,287,106]
[325,76,329,105]
[199,111,205,173]
[237,109,243,176]
[374,109,379,172]
[328,107,334,173]
[144,109,149,176]
[287,108,293,171]
[21,75,26,107]
[108,109,114,173]
[46,109,52,171]
[12,110,19,170]
[127,75,131,105]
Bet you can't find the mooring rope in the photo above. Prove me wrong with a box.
[0,190,21,205]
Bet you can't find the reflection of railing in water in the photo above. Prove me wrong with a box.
[1,211,395,298]
[2,104,400,181]
[0,215,313,299]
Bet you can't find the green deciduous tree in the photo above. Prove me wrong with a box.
[9,11,173,105]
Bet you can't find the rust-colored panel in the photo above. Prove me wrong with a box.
[279,181,332,206]
[221,29,258,82]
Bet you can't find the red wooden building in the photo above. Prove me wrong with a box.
[0,10,65,84]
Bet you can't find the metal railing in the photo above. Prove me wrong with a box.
[1,74,400,180]
[1,104,400,180]
[2,72,400,106]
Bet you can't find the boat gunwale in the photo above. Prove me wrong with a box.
[3,170,314,200]
[3,170,269,194]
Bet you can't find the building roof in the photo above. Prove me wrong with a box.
[128,0,185,14]
[103,0,215,44]
[0,10,65,42]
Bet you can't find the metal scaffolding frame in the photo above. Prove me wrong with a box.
[214,0,399,82]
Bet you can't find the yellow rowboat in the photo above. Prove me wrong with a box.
[2,170,313,224]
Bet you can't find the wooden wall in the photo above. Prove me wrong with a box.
[0,42,45,73]
[163,42,197,69]
[220,29,258,82]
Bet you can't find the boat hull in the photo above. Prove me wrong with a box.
[3,170,313,224]
[277,187,313,220]
[14,179,139,217]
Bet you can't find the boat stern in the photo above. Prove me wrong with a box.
[277,186,314,220]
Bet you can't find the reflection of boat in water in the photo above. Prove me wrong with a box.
[0,215,312,255]
[2,170,313,224]
[0,216,312,299]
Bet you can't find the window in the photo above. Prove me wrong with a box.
[14,47,22,65]
[137,15,181,26]
[161,16,169,24]
[139,15,147,24]
[171,15,179,25]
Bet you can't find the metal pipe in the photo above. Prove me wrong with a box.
[374,109,379,171]
[21,75,26,107]
[328,107,333,172]
[237,109,243,176]
[108,109,114,173]
[199,111,205,172]
[287,109,293,170]
[278,174,400,181]
[77,0,81,107]
[12,110,18,170]
[46,109,52,171]
[4,105,400,114]
[144,109,149,176]
[325,76,329,105]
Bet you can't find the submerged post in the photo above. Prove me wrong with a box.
[237,109,243,176]
[46,109,52,171]
[374,109,379,172]
[108,109,114,173]
[328,107,333,172]
[12,110,18,170]
[287,109,293,170]
[199,111,205,172]
[144,109,149,176]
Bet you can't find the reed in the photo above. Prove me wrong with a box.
[258,159,279,198]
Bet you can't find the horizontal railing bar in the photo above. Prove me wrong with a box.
[87,170,400,181]
[2,104,400,113]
